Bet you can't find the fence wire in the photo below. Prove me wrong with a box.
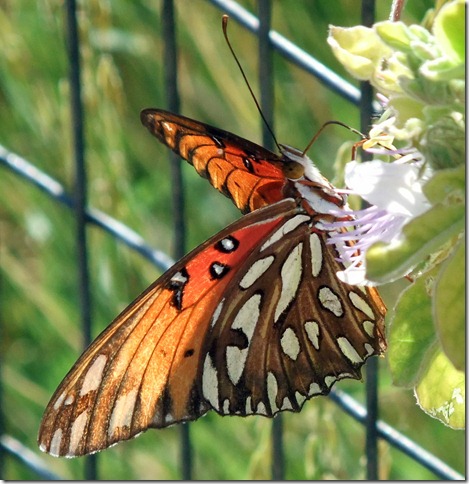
[0,0,464,480]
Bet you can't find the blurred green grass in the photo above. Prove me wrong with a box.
[0,0,464,480]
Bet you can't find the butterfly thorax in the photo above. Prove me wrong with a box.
[280,144,348,222]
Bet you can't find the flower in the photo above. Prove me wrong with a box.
[324,157,430,285]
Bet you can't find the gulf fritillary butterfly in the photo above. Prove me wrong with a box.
[38,109,386,457]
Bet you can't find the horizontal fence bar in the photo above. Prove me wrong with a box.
[0,145,174,273]
[329,389,465,481]
[209,0,362,105]
[0,435,62,481]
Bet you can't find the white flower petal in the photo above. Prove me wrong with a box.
[345,160,430,217]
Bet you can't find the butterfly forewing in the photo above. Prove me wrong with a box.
[39,200,300,456]
[141,109,290,213]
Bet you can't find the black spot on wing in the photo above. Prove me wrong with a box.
[209,261,231,280]
[167,267,189,310]
[215,235,239,253]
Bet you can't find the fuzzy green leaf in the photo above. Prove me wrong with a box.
[423,164,465,205]
[433,0,465,64]
[415,347,465,429]
[434,236,465,371]
[366,203,464,283]
[388,271,436,387]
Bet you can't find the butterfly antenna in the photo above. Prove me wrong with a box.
[302,120,367,158]
[222,15,282,152]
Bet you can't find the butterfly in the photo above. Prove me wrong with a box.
[38,109,386,457]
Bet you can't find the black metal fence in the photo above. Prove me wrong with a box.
[0,0,464,480]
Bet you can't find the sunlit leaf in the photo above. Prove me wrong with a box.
[388,271,436,387]
[366,203,464,283]
[434,236,465,371]
[432,0,465,64]
[423,164,465,205]
[415,347,465,429]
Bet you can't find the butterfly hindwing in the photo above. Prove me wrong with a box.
[202,214,386,417]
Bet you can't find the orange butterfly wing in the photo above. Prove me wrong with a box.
[141,109,296,213]
[38,200,291,455]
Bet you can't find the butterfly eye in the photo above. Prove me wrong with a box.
[282,161,305,180]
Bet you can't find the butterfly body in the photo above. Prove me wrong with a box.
[39,109,386,457]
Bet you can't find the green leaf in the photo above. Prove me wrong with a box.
[433,0,465,65]
[434,236,465,371]
[366,203,464,283]
[415,347,465,429]
[388,271,436,387]
[423,164,465,205]
[421,114,466,170]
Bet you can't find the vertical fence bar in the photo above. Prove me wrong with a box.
[360,0,379,480]
[161,0,192,479]
[257,0,285,479]
[64,1,97,479]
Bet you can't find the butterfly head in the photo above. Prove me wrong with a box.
[280,144,347,215]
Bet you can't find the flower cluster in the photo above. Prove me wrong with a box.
[327,0,465,429]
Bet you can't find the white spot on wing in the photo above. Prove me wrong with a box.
[324,376,337,388]
[226,294,261,385]
[267,372,279,412]
[202,354,219,410]
[363,320,375,337]
[211,299,224,327]
[170,270,188,285]
[304,321,320,350]
[337,337,363,364]
[223,399,230,414]
[49,429,63,457]
[246,396,253,414]
[260,214,309,251]
[68,410,89,456]
[280,327,301,360]
[364,343,374,356]
[309,233,323,277]
[281,397,293,410]
[164,413,175,425]
[349,291,375,319]
[318,287,343,317]
[226,346,247,386]
[308,383,322,395]
[256,401,267,415]
[108,389,138,439]
[295,391,306,405]
[53,392,66,410]
[64,395,74,406]
[220,237,236,252]
[275,243,303,321]
[80,354,107,396]
[239,255,275,289]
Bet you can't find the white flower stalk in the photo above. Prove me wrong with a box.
[325,158,431,285]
